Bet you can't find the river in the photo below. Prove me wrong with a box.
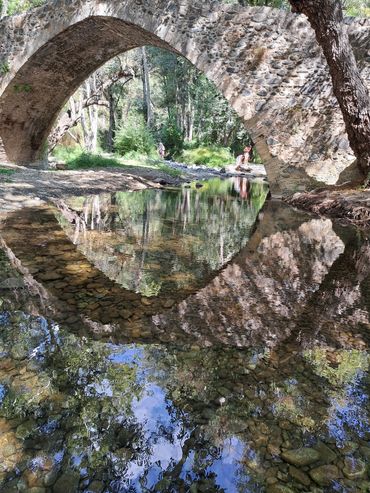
[0,177,369,492]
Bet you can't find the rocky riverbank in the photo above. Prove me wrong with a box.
[0,161,266,213]
[2,161,369,233]
[285,188,370,230]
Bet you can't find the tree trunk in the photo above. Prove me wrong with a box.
[289,0,370,180]
[1,0,8,18]
[141,47,153,127]
[49,69,132,153]
[86,75,99,153]
[48,97,108,153]
[80,107,90,151]
[188,104,194,142]
[82,80,93,151]
[106,89,116,152]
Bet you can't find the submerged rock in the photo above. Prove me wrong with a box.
[342,457,366,480]
[53,470,80,493]
[15,420,36,439]
[267,484,295,493]
[309,465,340,486]
[0,277,24,289]
[281,447,320,466]
[359,445,370,460]
[288,465,311,486]
[314,441,337,464]
[87,480,104,493]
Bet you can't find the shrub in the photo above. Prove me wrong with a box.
[52,147,122,170]
[114,117,155,157]
[123,150,157,161]
[179,145,234,168]
[52,145,81,162]
[159,118,184,157]
[66,153,122,170]
[0,167,15,175]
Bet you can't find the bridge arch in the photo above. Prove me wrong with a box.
[0,1,369,191]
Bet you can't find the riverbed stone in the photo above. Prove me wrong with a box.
[267,443,281,456]
[52,470,80,493]
[38,271,63,281]
[140,297,152,306]
[2,442,17,457]
[314,441,337,464]
[43,469,59,487]
[343,457,366,480]
[288,465,311,486]
[267,484,295,493]
[10,343,28,360]
[340,441,359,455]
[359,445,370,460]
[162,298,175,308]
[309,465,340,486]
[15,420,36,439]
[0,479,19,492]
[281,447,320,467]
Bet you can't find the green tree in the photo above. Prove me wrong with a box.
[1,0,45,17]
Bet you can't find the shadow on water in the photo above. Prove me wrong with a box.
[0,177,369,492]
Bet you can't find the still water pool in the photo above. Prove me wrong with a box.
[0,177,369,493]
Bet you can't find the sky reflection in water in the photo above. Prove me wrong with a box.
[0,178,369,492]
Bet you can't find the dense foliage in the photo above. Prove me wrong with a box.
[47,46,253,166]
[114,116,156,158]
[1,0,44,15]
[180,145,235,168]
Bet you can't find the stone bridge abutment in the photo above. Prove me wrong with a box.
[0,0,369,192]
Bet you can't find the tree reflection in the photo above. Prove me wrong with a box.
[0,192,370,491]
[58,179,268,297]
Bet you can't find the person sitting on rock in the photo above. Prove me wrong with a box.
[235,145,252,171]
[158,142,165,159]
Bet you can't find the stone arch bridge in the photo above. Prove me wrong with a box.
[0,0,369,192]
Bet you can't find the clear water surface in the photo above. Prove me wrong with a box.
[0,177,369,493]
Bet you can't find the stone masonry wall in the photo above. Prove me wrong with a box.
[0,0,369,192]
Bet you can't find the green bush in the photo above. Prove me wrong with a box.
[160,118,184,157]
[6,0,46,15]
[50,146,182,177]
[52,147,122,170]
[123,150,157,161]
[114,117,155,157]
[179,145,234,168]
[0,167,15,175]
[52,145,81,162]
[66,153,122,170]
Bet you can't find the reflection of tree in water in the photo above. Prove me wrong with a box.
[0,318,263,492]
[1,200,370,491]
[58,179,268,297]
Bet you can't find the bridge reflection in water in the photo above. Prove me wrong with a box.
[0,178,369,493]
